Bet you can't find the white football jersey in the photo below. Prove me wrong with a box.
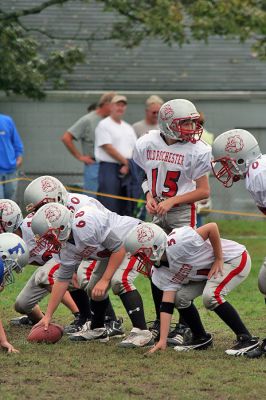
[245,154,266,214]
[133,130,212,199]
[22,193,107,265]
[152,226,246,291]
[57,206,140,281]
[66,192,106,213]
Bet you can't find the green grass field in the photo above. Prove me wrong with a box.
[1,220,266,400]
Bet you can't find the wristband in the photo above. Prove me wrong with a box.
[160,301,175,314]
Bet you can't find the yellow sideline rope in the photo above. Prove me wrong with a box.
[1,177,266,219]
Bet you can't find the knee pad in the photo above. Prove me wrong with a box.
[202,292,218,310]
[14,296,29,314]
[174,293,192,309]
[111,278,135,296]
[111,279,123,296]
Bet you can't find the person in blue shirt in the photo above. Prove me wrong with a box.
[0,114,24,200]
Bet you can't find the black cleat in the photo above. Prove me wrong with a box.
[10,315,34,326]
[167,323,192,347]
[245,338,266,359]
[174,333,213,352]
[64,313,90,334]
[147,319,160,341]
[225,334,259,356]
[105,317,125,338]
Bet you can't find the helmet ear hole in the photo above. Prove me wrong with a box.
[237,158,245,165]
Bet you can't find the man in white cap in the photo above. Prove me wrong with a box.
[95,94,137,215]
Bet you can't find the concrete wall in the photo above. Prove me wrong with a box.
[1,91,266,218]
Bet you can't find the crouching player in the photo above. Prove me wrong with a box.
[124,222,259,356]
[0,232,29,353]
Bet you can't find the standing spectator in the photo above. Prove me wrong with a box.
[61,92,116,197]
[0,114,24,200]
[132,95,164,138]
[95,94,138,215]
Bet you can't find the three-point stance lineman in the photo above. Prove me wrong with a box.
[124,222,259,356]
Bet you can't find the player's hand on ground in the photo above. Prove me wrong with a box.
[156,198,176,215]
[146,340,167,355]
[1,340,19,353]
[208,259,224,279]
[91,279,109,300]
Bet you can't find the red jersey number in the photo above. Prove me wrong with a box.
[151,169,181,197]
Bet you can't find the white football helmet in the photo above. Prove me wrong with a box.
[31,203,73,254]
[212,129,262,188]
[0,199,23,233]
[0,233,29,287]
[124,222,168,277]
[24,176,68,213]
[158,99,203,142]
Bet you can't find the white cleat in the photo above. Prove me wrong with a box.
[118,327,154,348]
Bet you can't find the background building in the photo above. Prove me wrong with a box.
[1,0,266,216]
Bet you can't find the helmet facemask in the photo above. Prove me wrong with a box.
[32,204,73,254]
[34,228,63,255]
[168,117,203,143]
[2,258,22,285]
[0,234,29,286]
[211,156,246,188]
[132,248,156,277]
[125,223,168,277]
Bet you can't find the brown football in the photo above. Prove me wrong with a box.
[27,323,64,344]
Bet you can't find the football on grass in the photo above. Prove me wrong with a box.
[27,323,64,344]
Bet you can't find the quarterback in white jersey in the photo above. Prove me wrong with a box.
[133,99,212,341]
[31,203,155,348]
[134,99,212,231]
[124,222,259,356]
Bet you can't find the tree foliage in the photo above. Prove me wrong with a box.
[1,0,266,99]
